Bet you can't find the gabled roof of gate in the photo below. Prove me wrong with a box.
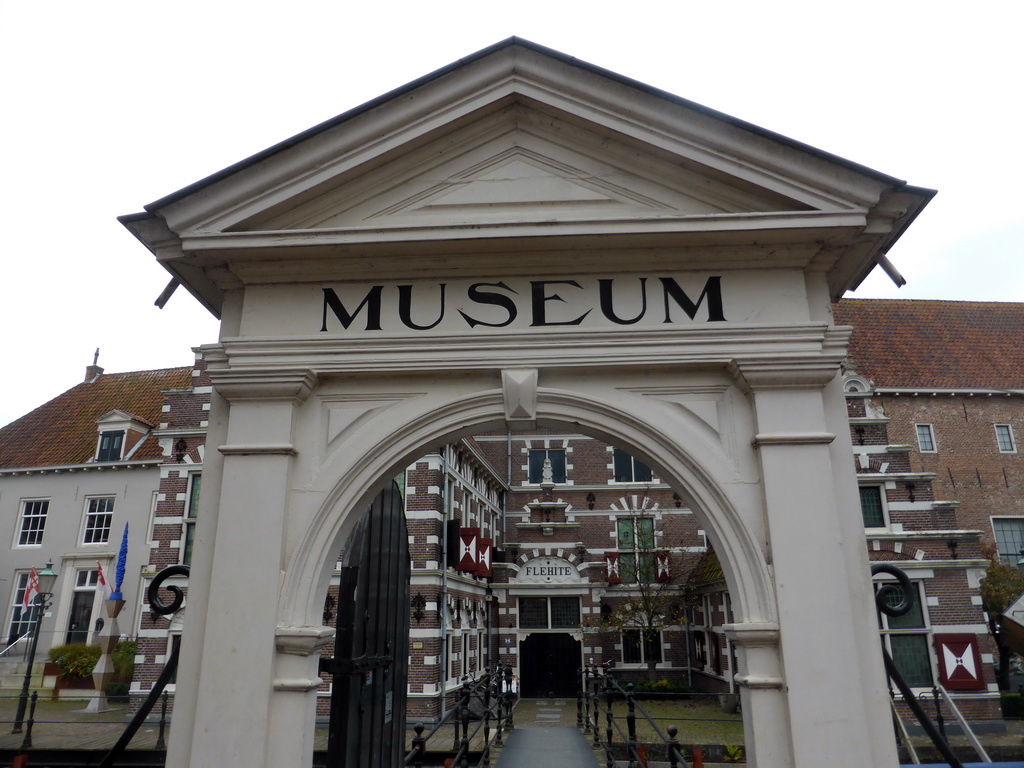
[121,38,933,316]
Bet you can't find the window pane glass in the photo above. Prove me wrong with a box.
[550,597,580,628]
[890,634,932,687]
[84,497,114,544]
[633,459,653,482]
[622,630,642,663]
[619,553,637,584]
[617,519,635,549]
[997,425,1015,452]
[98,431,124,462]
[528,450,545,483]
[993,519,1024,564]
[916,425,935,452]
[519,597,548,629]
[613,449,632,482]
[637,518,655,548]
[637,553,657,584]
[860,487,884,527]
[643,631,663,663]
[529,450,566,483]
[881,583,925,629]
[187,474,202,518]
[548,450,566,483]
[18,500,48,546]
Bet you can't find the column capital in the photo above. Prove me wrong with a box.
[275,625,336,656]
[723,621,781,647]
[209,369,317,405]
[729,356,844,393]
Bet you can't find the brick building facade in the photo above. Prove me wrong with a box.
[5,300,1022,730]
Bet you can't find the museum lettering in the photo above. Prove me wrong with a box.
[320,276,726,332]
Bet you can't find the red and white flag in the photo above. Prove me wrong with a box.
[97,561,112,598]
[22,569,40,609]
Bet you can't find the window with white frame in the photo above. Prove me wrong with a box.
[877,580,933,687]
[915,424,936,453]
[6,573,34,643]
[612,448,653,483]
[83,497,115,544]
[993,518,1024,565]
[528,448,566,483]
[617,517,656,584]
[859,486,886,528]
[16,500,48,547]
[517,596,580,629]
[182,473,201,565]
[622,629,663,665]
[996,424,1016,453]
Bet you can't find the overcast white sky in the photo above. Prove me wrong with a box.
[1,1,1021,428]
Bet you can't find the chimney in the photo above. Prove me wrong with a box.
[85,348,104,382]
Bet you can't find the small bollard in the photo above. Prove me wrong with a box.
[667,725,680,768]
[411,723,426,768]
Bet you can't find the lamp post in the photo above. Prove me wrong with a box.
[11,560,58,733]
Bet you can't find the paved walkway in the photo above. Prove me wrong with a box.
[496,698,599,768]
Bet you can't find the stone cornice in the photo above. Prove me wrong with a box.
[0,459,160,476]
[211,323,849,376]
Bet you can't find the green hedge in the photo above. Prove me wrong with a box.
[48,640,137,680]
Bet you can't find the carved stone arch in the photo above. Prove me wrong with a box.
[281,377,773,633]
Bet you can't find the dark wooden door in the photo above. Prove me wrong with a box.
[323,480,410,767]
[519,633,581,697]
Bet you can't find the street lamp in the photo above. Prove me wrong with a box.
[11,560,58,733]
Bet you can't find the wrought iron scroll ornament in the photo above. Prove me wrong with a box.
[100,564,190,768]
[870,563,964,768]
[148,564,191,620]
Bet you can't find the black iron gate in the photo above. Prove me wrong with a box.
[321,480,410,768]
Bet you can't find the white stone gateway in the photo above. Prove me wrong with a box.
[122,38,933,768]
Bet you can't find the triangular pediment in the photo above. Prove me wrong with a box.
[226,103,811,235]
[123,38,933,315]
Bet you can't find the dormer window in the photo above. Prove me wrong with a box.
[97,431,125,462]
[94,409,154,463]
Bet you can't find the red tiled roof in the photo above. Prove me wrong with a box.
[835,299,1024,390]
[0,368,192,469]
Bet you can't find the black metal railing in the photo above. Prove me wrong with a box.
[872,563,964,768]
[97,564,189,767]
[405,664,516,768]
[580,665,693,768]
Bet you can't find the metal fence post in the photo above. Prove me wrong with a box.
[410,723,425,768]
[483,673,492,767]
[156,690,170,750]
[626,683,637,768]
[19,691,38,750]
[460,695,471,768]
[667,724,680,768]
[583,665,592,734]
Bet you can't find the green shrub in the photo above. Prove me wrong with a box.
[112,640,138,679]
[48,643,101,678]
[1001,692,1024,718]
[105,681,131,703]
[631,678,688,694]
